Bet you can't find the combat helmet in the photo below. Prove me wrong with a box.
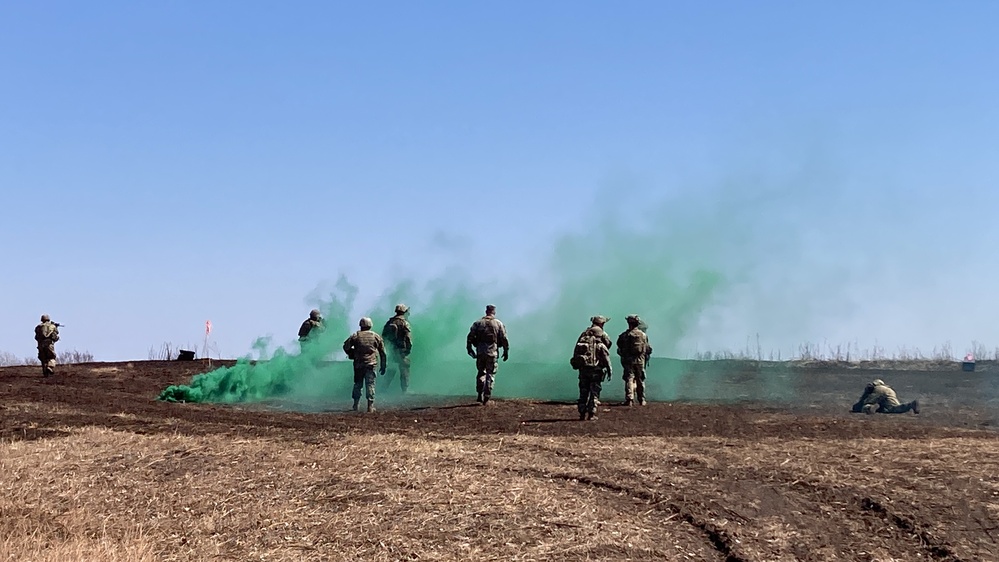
[309,309,321,320]
[359,317,373,329]
[625,314,642,326]
[395,303,409,315]
[590,315,610,325]
[40,314,50,322]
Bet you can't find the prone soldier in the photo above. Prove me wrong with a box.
[851,379,920,415]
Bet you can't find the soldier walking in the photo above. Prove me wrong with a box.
[381,304,413,393]
[466,304,509,405]
[343,317,387,412]
[34,314,60,377]
[571,317,613,420]
[616,314,653,406]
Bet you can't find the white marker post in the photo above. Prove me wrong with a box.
[204,320,212,369]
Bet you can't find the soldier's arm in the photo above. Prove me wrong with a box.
[377,337,387,373]
[466,327,476,354]
[401,321,413,352]
[851,389,872,412]
[497,321,510,350]
[342,336,355,359]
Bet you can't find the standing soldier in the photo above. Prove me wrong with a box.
[381,304,413,394]
[342,317,387,412]
[34,314,60,377]
[466,304,509,405]
[298,309,325,342]
[571,320,613,420]
[616,314,653,406]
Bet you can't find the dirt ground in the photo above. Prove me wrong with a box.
[2,359,998,561]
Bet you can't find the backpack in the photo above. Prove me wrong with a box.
[570,332,600,370]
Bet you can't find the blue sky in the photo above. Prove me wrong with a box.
[2,1,998,361]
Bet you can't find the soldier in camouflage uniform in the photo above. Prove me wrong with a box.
[298,309,325,342]
[343,317,387,412]
[466,304,509,405]
[381,304,413,393]
[851,379,921,415]
[34,314,60,377]
[616,314,653,406]
[572,320,613,420]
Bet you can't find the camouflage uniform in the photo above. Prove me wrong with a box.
[466,305,509,404]
[576,342,613,420]
[34,315,59,377]
[342,317,387,412]
[573,319,613,420]
[298,309,325,342]
[616,315,652,406]
[381,304,413,393]
[851,379,920,415]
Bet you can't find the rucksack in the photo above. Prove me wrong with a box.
[570,333,600,370]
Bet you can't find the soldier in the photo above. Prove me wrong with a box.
[342,317,387,412]
[616,314,653,406]
[34,314,60,377]
[851,379,920,415]
[466,304,509,405]
[571,322,613,420]
[381,304,413,393]
[298,309,325,342]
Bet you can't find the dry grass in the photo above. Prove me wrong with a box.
[3,423,998,561]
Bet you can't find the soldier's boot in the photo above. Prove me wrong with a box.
[639,398,647,406]
[481,393,490,405]
[587,411,597,421]
[367,400,375,413]
[863,404,878,415]
[476,393,483,403]
[910,400,920,414]
[623,398,633,407]
[352,398,360,411]
[579,410,586,421]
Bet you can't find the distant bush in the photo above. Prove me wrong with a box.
[58,349,95,364]
[148,342,178,361]
[0,349,94,366]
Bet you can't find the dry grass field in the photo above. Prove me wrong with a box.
[2,360,999,561]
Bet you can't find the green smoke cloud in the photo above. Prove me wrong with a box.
[158,176,808,408]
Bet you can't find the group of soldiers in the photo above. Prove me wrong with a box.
[297,303,654,419]
[30,307,921,420]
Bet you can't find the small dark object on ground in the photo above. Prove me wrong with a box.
[177,350,196,361]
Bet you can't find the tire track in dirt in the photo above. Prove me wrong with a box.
[491,437,973,561]
[476,451,748,562]
[858,496,967,561]
[542,471,750,562]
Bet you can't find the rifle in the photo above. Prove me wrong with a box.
[52,322,65,328]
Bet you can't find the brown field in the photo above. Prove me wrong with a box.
[2,359,999,561]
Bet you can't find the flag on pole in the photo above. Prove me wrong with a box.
[206,320,212,335]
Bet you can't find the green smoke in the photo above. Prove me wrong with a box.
[158,177,805,407]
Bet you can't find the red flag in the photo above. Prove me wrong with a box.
[206,320,212,335]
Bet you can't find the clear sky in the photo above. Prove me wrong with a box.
[3,1,998,362]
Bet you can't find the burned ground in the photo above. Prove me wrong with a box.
[2,359,998,561]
